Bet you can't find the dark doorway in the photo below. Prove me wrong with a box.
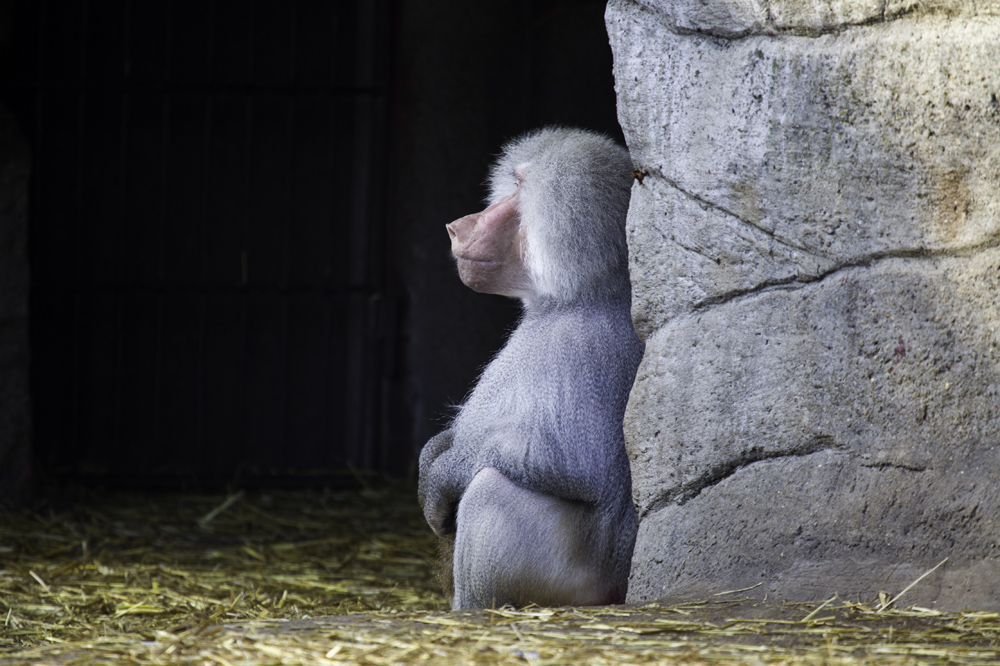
[5,1,393,487]
[0,0,623,491]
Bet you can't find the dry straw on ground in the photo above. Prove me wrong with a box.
[1,484,998,665]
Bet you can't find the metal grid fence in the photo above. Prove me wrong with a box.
[3,0,396,485]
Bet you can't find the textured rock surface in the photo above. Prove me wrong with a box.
[0,104,32,505]
[633,0,1000,37]
[608,0,1000,607]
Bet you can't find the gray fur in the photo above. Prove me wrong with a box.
[418,127,642,609]
[488,128,633,304]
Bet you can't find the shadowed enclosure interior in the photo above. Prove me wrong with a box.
[0,0,624,491]
[7,1,395,485]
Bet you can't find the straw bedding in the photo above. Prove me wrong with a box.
[1,484,997,665]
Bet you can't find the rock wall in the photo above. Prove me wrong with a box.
[0,104,32,504]
[607,0,1000,608]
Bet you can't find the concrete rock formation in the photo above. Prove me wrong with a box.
[607,0,1000,608]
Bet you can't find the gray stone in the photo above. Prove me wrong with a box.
[626,252,1000,607]
[631,453,1000,608]
[612,2,1000,337]
[633,0,1000,38]
[0,103,32,505]
[608,0,1000,608]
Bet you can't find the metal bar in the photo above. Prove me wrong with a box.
[197,0,218,466]
[3,81,384,96]
[236,0,256,464]
[153,3,174,457]
[69,0,90,465]
[32,283,379,296]
[112,0,134,463]
[280,65,294,466]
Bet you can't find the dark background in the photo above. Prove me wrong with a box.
[0,0,624,489]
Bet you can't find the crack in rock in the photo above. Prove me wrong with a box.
[860,461,930,473]
[628,0,925,41]
[650,218,726,268]
[687,234,1000,315]
[649,167,827,259]
[640,435,837,519]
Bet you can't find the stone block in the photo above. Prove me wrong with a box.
[608,0,1000,607]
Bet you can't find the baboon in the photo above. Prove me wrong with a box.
[418,127,643,609]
